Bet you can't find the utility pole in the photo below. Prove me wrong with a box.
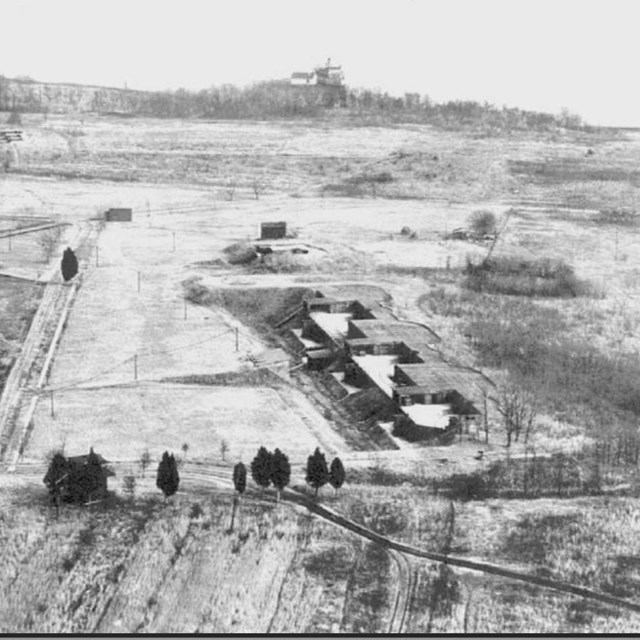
[8,234,11,252]
[235,327,239,352]
[50,390,55,418]
[95,244,99,267]
[134,355,138,381]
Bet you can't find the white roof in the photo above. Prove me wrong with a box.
[352,355,398,396]
[402,403,451,429]
[311,312,352,340]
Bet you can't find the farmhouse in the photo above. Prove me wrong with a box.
[290,71,317,86]
[290,60,345,87]
[52,449,115,504]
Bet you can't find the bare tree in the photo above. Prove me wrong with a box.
[494,384,538,447]
[36,226,63,262]
[122,475,136,501]
[481,387,490,444]
[138,449,151,477]
[220,439,229,461]
[224,178,238,201]
[251,175,267,200]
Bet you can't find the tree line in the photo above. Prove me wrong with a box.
[44,445,345,514]
[0,74,588,132]
[244,445,345,499]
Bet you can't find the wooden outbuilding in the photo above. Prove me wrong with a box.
[260,221,287,240]
[105,207,132,222]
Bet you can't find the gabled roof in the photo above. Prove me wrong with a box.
[67,452,110,465]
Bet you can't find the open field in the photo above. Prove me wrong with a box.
[0,478,395,634]
[2,113,640,632]
[26,381,348,464]
[2,474,640,634]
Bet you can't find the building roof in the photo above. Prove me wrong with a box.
[394,385,434,396]
[395,363,490,404]
[347,337,404,348]
[402,403,451,429]
[67,453,110,465]
[306,348,334,359]
[352,354,398,396]
[310,312,353,341]
[348,319,439,353]
[307,297,356,308]
[291,72,314,79]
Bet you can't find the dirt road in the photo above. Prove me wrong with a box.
[0,222,99,465]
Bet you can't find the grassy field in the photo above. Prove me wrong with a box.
[0,477,399,634]
[26,381,348,465]
[2,113,640,632]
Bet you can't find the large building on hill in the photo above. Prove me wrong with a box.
[290,59,345,87]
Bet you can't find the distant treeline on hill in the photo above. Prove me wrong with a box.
[0,75,587,132]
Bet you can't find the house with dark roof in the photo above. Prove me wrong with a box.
[291,71,317,86]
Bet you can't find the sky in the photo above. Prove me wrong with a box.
[1,0,639,126]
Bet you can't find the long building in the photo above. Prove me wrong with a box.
[292,290,493,442]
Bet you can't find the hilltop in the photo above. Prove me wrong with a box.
[0,74,589,133]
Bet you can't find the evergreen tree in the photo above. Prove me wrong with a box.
[156,451,180,500]
[230,461,247,533]
[306,447,329,497]
[61,246,79,281]
[270,448,291,502]
[233,461,247,495]
[65,447,106,504]
[44,452,68,514]
[250,446,272,491]
[328,457,346,496]
[84,447,106,501]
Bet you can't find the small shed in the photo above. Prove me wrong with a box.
[105,208,133,222]
[260,221,286,240]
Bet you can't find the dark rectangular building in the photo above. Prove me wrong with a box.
[260,221,287,239]
[105,208,132,222]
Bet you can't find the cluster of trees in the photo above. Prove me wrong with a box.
[44,448,181,512]
[241,446,345,500]
[249,446,291,501]
[43,448,109,513]
[464,254,588,298]
[0,74,589,132]
[434,441,639,501]
[306,447,345,497]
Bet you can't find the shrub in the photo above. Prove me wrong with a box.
[464,255,592,298]
[594,208,638,226]
[469,210,497,236]
[223,242,258,265]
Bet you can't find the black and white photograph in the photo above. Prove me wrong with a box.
[1,0,640,634]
